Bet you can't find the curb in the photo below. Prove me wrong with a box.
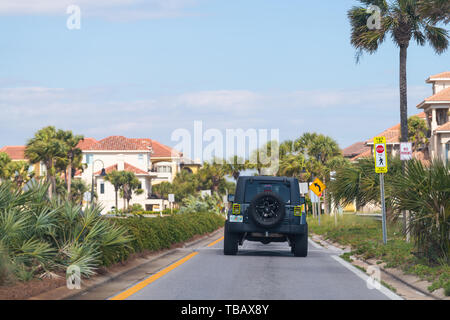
[310,233,443,300]
[29,227,224,300]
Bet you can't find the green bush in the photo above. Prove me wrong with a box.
[0,250,15,285]
[113,212,224,255]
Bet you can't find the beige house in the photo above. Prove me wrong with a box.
[417,71,450,162]
[0,145,45,177]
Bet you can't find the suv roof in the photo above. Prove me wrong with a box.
[237,176,297,183]
[234,176,301,205]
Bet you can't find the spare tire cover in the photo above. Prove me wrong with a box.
[249,191,285,228]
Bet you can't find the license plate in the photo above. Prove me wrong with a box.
[229,215,243,223]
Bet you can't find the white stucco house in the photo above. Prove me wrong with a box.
[74,136,201,214]
[417,71,450,162]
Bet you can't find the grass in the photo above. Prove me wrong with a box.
[308,214,450,296]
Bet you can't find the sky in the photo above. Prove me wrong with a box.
[0,0,449,154]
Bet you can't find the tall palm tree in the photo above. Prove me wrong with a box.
[25,126,66,199]
[118,171,143,211]
[56,130,84,198]
[105,170,124,211]
[348,0,448,154]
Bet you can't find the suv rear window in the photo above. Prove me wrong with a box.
[244,181,291,203]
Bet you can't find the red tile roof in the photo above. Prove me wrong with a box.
[424,87,450,102]
[76,138,98,150]
[86,136,151,151]
[428,71,450,81]
[435,122,450,132]
[0,146,26,160]
[94,162,150,176]
[351,148,371,161]
[342,141,370,158]
[150,140,181,158]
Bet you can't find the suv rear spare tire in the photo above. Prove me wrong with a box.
[249,191,285,228]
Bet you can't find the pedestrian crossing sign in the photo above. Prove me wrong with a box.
[374,136,388,173]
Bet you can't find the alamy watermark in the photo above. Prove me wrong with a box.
[66,5,81,30]
[366,5,381,30]
[171,121,280,174]
[366,265,381,290]
[66,265,81,290]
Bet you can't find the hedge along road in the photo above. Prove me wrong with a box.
[75,234,401,300]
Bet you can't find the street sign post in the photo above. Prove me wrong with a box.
[400,142,412,161]
[374,137,388,173]
[374,137,388,244]
[309,178,326,226]
[309,178,326,197]
[168,194,175,215]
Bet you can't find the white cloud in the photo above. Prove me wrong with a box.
[0,83,432,149]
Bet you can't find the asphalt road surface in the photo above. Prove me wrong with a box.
[107,238,400,300]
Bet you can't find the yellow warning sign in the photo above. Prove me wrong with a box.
[309,178,326,197]
[374,136,388,174]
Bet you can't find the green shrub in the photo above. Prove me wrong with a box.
[444,281,450,296]
[113,212,224,255]
[0,250,15,285]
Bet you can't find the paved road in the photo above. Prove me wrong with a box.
[108,238,400,300]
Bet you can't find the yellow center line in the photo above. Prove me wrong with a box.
[109,235,224,300]
[207,236,224,247]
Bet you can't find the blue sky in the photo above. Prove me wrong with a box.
[0,0,448,152]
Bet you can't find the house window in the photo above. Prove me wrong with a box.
[100,183,105,194]
[138,154,144,161]
[86,154,93,165]
[157,166,172,173]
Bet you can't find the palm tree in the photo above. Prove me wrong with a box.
[418,0,450,24]
[25,126,66,199]
[56,130,84,198]
[278,153,309,181]
[118,171,143,211]
[198,160,227,193]
[223,156,246,181]
[105,170,124,211]
[408,115,428,151]
[70,179,89,206]
[348,0,448,156]
[0,152,12,181]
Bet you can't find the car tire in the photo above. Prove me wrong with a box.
[293,225,308,257]
[249,191,286,228]
[224,223,239,255]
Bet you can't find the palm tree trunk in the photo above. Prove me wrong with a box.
[46,161,53,199]
[115,188,118,210]
[67,160,72,200]
[399,44,408,144]
[399,44,408,233]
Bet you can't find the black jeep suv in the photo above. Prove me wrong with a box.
[224,176,308,257]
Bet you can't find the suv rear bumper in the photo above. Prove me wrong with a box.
[225,220,307,235]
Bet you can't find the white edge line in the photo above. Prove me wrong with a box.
[308,238,324,249]
[331,255,403,300]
